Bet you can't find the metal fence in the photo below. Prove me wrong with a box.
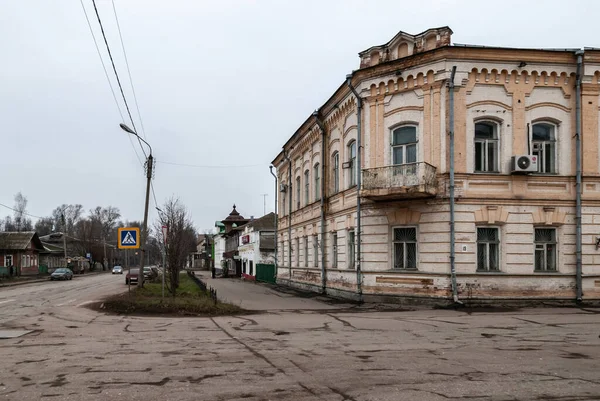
[187,271,218,305]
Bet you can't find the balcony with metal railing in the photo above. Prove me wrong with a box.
[361,162,438,200]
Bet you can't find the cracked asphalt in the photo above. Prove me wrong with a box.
[1,273,600,400]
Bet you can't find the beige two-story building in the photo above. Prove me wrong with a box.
[271,27,600,303]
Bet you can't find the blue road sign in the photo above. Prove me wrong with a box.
[118,227,140,249]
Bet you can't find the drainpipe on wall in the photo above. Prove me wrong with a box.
[313,110,327,294]
[269,165,278,280]
[346,74,363,303]
[283,149,293,280]
[575,50,584,303]
[449,66,461,304]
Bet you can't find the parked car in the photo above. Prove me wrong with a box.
[112,265,123,274]
[125,268,139,285]
[50,268,73,281]
[143,266,158,281]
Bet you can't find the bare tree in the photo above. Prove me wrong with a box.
[90,206,121,269]
[13,192,32,232]
[34,217,55,236]
[156,197,197,296]
[52,204,83,234]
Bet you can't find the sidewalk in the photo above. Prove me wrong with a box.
[195,271,352,311]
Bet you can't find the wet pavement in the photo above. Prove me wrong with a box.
[1,273,600,400]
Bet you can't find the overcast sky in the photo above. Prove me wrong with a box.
[2,0,599,233]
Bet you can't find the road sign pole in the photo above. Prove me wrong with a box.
[127,249,130,294]
[161,225,167,300]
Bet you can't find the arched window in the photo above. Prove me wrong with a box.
[532,123,556,173]
[392,126,417,165]
[348,141,357,187]
[295,176,301,210]
[304,169,310,205]
[332,152,340,193]
[314,163,320,201]
[474,121,499,173]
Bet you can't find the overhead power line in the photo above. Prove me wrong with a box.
[0,203,43,220]
[156,160,264,168]
[111,0,148,141]
[90,0,147,159]
[79,0,143,167]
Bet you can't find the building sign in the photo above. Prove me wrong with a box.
[241,235,250,245]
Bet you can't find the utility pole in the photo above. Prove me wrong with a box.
[61,208,68,269]
[139,154,153,288]
[119,123,153,289]
[262,194,268,216]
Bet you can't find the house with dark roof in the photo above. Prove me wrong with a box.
[0,232,45,277]
[238,212,276,281]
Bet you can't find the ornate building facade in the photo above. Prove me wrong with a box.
[271,27,600,303]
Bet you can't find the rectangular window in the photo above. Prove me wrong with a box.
[296,177,301,210]
[314,164,320,201]
[393,227,417,269]
[532,142,556,173]
[304,237,308,267]
[332,232,338,268]
[347,230,355,269]
[474,122,498,173]
[392,126,417,165]
[349,142,357,187]
[535,228,557,271]
[313,235,318,267]
[477,227,499,271]
[295,237,300,267]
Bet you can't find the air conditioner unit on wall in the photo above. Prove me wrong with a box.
[511,155,538,173]
[279,183,287,193]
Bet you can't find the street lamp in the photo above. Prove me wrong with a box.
[120,123,153,288]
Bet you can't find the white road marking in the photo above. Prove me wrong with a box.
[56,299,77,307]
[76,300,99,307]
[0,299,16,305]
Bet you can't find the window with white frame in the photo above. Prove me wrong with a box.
[392,227,417,269]
[535,228,557,271]
[304,170,310,205]
[348,141,357,187]
[477,227,499,271]
[392,126,417,165]
[313,235,318,267]
[474,121,499,173]
[295,237,300,267]
[532,123,556,174]
[332,152,340,193]
[304,236,309,267]
[296,177,301,210]
[314,164,320,201]
[332,231,338,268]
[347,230,355,269]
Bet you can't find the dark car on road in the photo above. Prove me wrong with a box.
[126,268,139,285]
[50,268,73,281]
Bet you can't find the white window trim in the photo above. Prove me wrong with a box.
[390,124,419,166]
[474,120,500,173]
[391,226,418,270]
[534,227,558,272]
[347,230,356,269]
[348,141,357,188]
[531,121,558,175]
[476,226,501,272]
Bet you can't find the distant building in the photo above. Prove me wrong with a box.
[0,232,44,276]
[238,212,276,280]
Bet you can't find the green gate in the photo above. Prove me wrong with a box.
[255,263,276,284]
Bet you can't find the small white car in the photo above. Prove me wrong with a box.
[112,265,123,274]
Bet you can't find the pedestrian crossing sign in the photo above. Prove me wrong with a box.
[118,227,140,249]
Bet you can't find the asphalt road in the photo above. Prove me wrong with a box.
[1,274,600,400]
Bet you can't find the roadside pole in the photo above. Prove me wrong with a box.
[127,249,130,294]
